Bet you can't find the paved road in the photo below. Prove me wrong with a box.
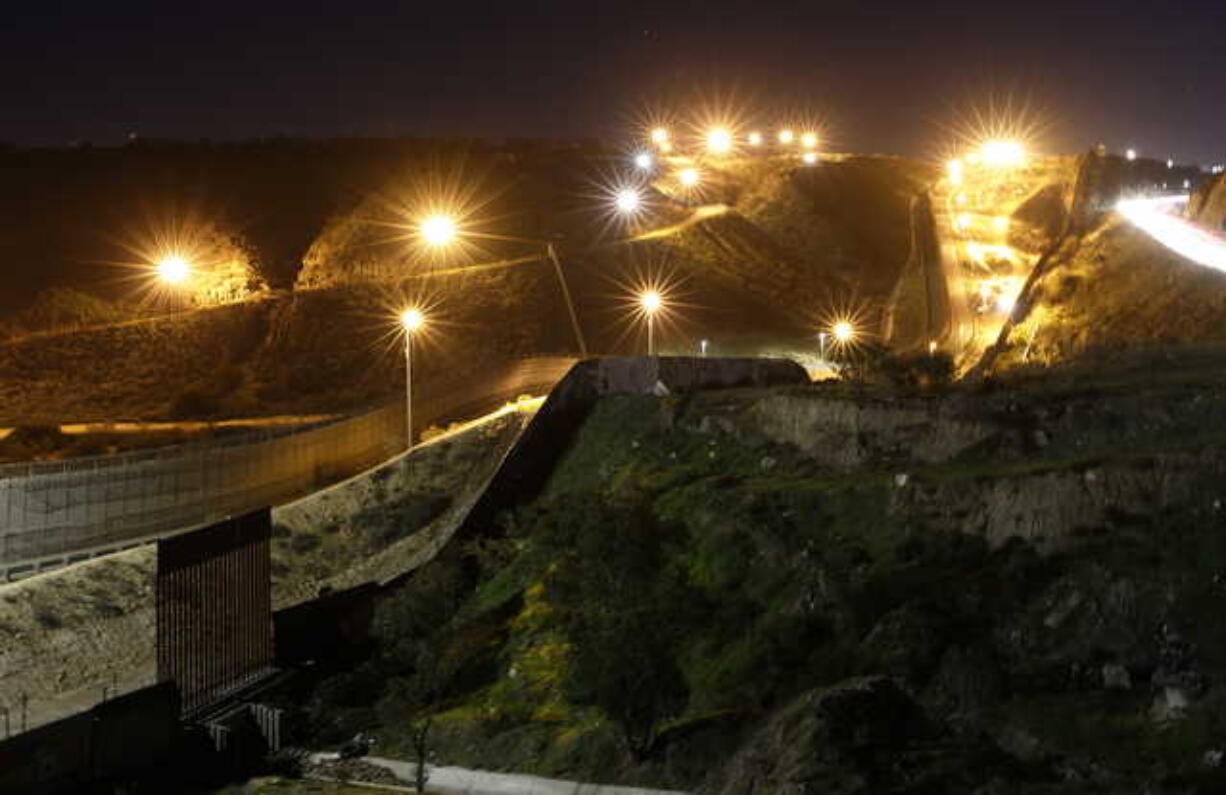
[331,755,690,795]
[1117,194,1226,272]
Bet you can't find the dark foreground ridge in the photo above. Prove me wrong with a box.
[266,348,1226,794]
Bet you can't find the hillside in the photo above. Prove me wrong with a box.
[0,143,937,427]
[984,213,1226,373]
[284,355,1226,793]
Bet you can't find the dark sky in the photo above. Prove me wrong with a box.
[3,1,1223,163]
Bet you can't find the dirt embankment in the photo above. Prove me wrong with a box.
[0,411,525,722]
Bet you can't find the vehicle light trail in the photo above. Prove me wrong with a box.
[1116,195,1226,273]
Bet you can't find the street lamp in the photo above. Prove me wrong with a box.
[400,308,425,448]
[778,129,795,145]
[801,132,818,150]
[641,290,663,355]
[634,152,653,170]
[156,256,191,285]
[747,132,763,147]
[802,151,818,165]
[418,214,457,248]
[706,127,733,154]
[614,187,642,215]
[832,320,855,344]
[678,167,700,188]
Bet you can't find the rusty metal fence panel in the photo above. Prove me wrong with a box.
[157,510,273,717]
[0,357,575,576]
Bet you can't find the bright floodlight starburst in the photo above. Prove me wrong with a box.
[419,214,458,247]
[706,127,733,154]
[157,256,190,285]
[615,187,642,214]
[400,307,425,333]
[640,290,662,313]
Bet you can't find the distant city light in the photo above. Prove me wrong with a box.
[979,139,1025,167]
[1167,159,1175,169]
[156,256,190,285]
[419,214,458,247]
[1126,148,1137,161]
[778,128,795,145]
[650,127,669,146]
[634,152,653,170]
[954,213,972,231]
[801,132,818,150]
[706,127,733,154]
[678,167,700,187]
[614,187,642,214]
[747,131,763,146]
[956,193,968,205]
[802,151,818,165]
[993,216,1009,234]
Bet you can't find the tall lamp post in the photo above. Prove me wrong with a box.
[400,308,425,449]
[155,255,193,309]
[641,290,662,355]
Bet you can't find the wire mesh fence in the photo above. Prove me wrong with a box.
[1,357,574,577]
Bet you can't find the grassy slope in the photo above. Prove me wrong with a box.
[292,359,1226,793]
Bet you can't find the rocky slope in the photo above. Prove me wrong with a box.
[290,354,1226,793]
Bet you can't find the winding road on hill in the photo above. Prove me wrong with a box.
[1116,194,1226,272]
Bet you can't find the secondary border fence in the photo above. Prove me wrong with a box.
[0,356,575,579]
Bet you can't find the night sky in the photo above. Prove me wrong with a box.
[3,1,1223,163]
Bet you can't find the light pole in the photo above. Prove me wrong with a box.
[818,332,828,361]
[700,338,709,357]
[640,290,662,355]
[400,308,425,449]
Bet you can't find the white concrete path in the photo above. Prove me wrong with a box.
[310,754,689,795]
